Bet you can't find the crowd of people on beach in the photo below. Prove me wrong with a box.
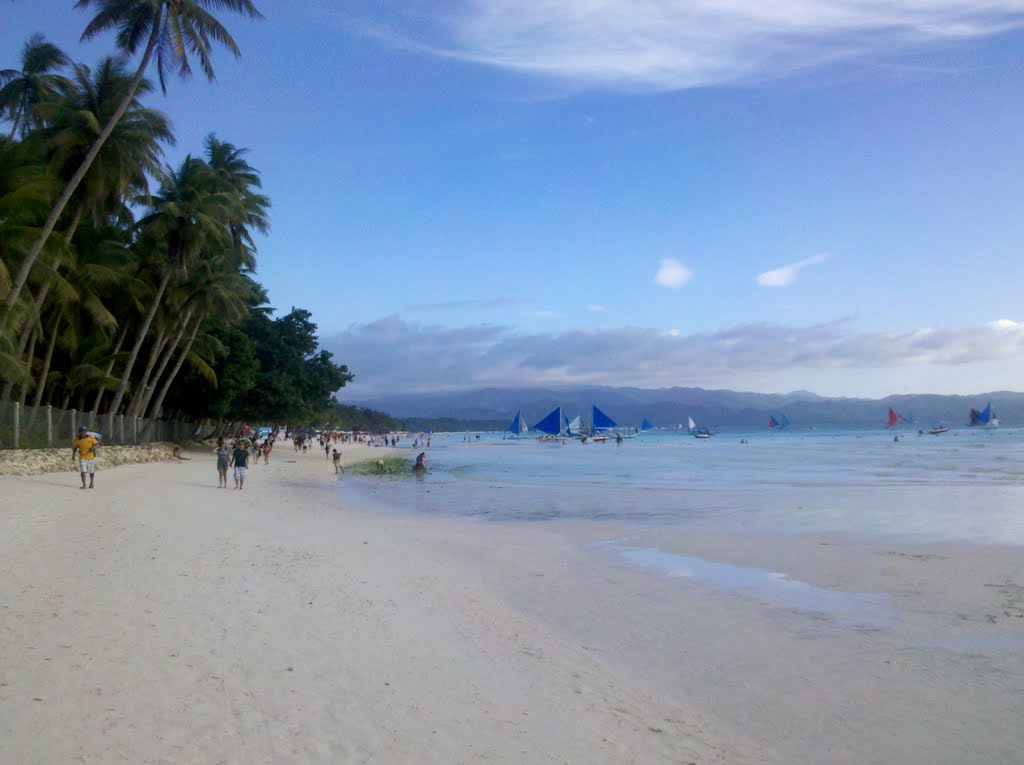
[67,424,431,489]
[205,428,431,487]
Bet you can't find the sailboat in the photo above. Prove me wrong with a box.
[688,415,714,439]
[564,414,583,437]
[969,402,1000,428]
[590,405,618,442]
[640,418,653,432]
[886,407,909,429]
[533,407,565,440]
[506,410,529,438]
[769,416,780,429]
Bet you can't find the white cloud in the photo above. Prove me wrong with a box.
[756,253,829,287]
[586,304,608,313]
[323,315,1024,396]
[990,318,1021,330]
[363,2,1024,91]
[654,258,692,288]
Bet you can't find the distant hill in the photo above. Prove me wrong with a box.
[340,386,1024,429]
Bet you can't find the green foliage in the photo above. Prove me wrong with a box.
[402,416,506,433]
[328,403,404,433]
[350,456,418,477]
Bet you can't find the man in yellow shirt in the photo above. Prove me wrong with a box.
[72,426,99,489]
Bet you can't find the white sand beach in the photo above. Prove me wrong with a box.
[2,444,1022,764]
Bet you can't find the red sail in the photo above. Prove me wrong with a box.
[887,407,900,428]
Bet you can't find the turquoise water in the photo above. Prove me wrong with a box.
[345,427,1024,545]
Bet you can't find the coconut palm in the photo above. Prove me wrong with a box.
[143,268,263,422]
[105,155,232,416]
[204,133,269,265]
[0,0,262,338]
[7,57,175,375]
[0,33,71,139]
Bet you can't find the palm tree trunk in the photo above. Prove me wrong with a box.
[17,327,39,406]
[26,307,63,429]
[9,206,81,356]
[0,6,164,338]
[8,102,25,140]
[106,266,171,416]
[139,309,193,419]
[145,315,201,425]
[90,323,128,414]
[126,327,169,419]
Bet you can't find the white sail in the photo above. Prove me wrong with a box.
[688,416,696,432]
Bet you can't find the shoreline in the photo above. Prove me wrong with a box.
[2,447,1022,763]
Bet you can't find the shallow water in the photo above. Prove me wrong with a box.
[592,536,892,627]
[343,427,1024,545]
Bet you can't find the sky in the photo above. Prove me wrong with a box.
[3,1,1024,399]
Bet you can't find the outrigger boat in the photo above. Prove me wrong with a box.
[506,410,530,439]
[969,402,1000,428]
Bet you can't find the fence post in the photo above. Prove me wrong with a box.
[46,405,52,447]
[13,402,19,449]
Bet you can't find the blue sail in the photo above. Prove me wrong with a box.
[781,414,790,429]
[769,416,779,429]
[592,405,617,431]
[533,407,563,435]
[640,418,653,431]
[508,410,528,435]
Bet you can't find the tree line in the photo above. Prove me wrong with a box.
[1,1,354,429]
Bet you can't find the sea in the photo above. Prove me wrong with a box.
[342,425,1024,547]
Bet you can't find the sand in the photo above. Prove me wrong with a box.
[1,443,1022,764]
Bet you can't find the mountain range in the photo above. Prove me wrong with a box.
[342,386,1023,429]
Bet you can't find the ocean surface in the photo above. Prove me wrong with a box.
[343,426,1024,546]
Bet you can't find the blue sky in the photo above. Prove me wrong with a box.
[4,1,1024,398]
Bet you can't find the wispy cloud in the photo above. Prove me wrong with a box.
[654,258,692,288]
[525,308,566,319]
[408,297,523,311]
[323,315,1024,395]
[358,1,1024,91]
[757,253,829,287]
[586,304,608,313]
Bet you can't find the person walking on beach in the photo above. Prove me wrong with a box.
[413,451,426,472]
[262,439,272,465]
[231,441,250,490]
[213,438,230,488]
[332,448,342,473]
[72,426,99,489]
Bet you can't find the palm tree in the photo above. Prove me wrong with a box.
[0,0,262,338]
[204,133,269,264]
[105,155,232,416]
[6,58,175,377]
[0,33,71,139]
[0,139,60,384]
[143,269,263,422]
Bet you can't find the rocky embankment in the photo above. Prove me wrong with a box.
[0,443,186,476]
